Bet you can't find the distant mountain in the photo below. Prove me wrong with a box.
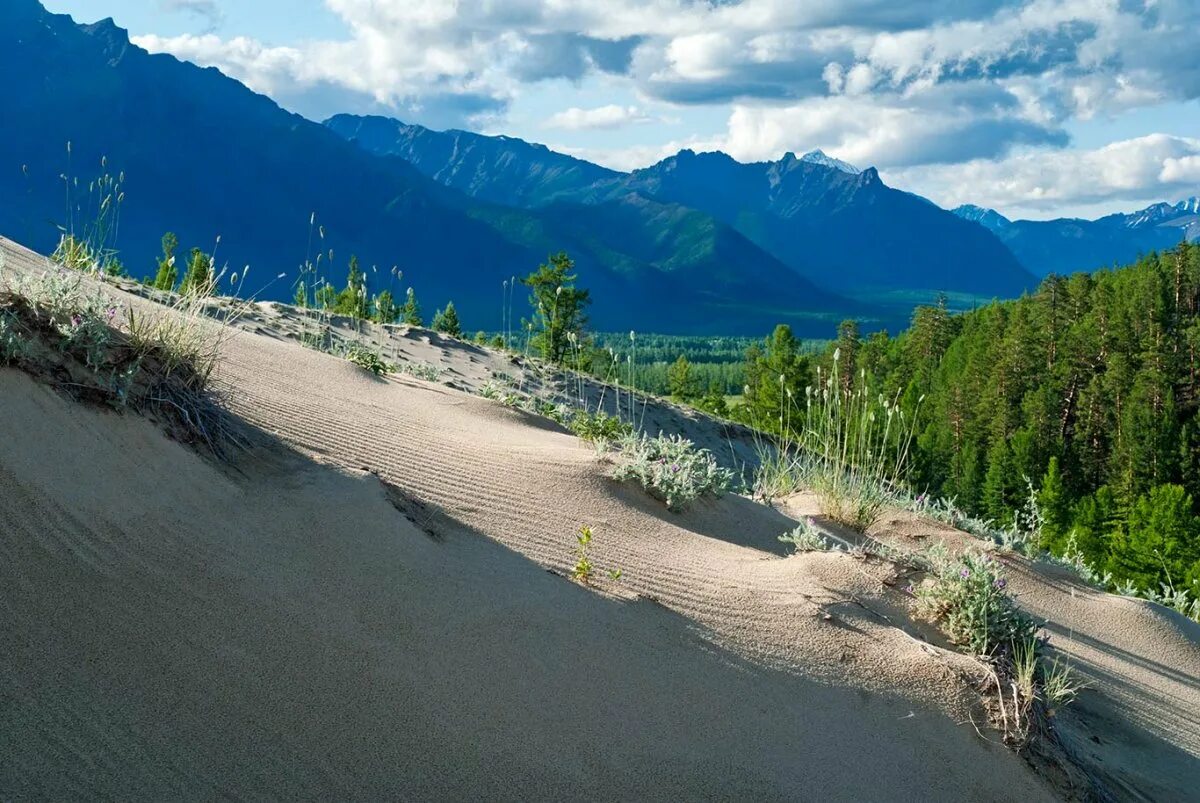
[331,117,1036,306]
[0,0,866,335]
[953,199,1199,277]
[796,149,860,175]
[326,114,618,207]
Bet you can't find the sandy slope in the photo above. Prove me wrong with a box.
[0,235,1196,799]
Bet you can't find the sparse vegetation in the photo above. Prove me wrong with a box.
[611,432,734,512]
[779,518,841,552]
[572,525,594,583]
[0,261,239,456]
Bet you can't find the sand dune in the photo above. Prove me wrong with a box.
[1,235,1197,800]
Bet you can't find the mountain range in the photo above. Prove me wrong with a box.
[953,199,1199,277]
[0,0,1194,336]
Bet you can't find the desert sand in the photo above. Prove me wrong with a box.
[1,235,1197,800]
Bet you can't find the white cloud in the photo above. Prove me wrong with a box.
[543,104,650,130]
[886,134,1200,217]
[128,0,1200,215]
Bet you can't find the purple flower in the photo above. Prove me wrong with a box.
[960,568,971,579]
[904,583,915,594]
[670,463,680,472]
[993,578,1007,590]
[71,314,82,327]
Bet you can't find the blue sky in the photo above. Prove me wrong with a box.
[47,0,1200,220]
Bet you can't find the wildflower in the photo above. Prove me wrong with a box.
[960,567,971,579]
[994,578,1007,590]
[71,314,82,327]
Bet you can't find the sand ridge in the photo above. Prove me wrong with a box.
[1,235,1196,799]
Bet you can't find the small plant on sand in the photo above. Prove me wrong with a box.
[478,380,503,400]
[400,361,442,382]
[913,549,1083,744]
[569,409,632,444]
[572,525,595,583]
[915,551,1036,656]
[778,517,841,552]
[611,432,733,512]
[342,341,391,376]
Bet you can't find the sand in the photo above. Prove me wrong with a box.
[1,235,1196,800]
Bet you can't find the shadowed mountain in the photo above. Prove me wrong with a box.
[0,0,866,335]
[954,200,1200,278]
[329,116,1037,309]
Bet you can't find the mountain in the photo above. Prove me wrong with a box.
[594,150,1035,302]
[797,149,860,174]
[326,114,618,207]
[331,117,1036,308]
[0,1,865,335]
[954,200,1200,277]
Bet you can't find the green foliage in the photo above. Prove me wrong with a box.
[855,243,1200,598]
[431,300,462,337]
[572,525,594,583]
[742,324,810,435]
[373,290,397,324]
[915,552,1037,657]
[756,348,921,532]
[400,287,422,326]
[332,255,370,319]
[568,409,633,444]
[152,232,179,291]
[667,354,700,400]
[522,252,589,365]
[778,518,840,552]
[342,342,391,376]
[177,247,214,297]
[1108,484,1200,591]
[610,433,734,512]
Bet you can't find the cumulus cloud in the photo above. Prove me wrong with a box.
[543,105,651,130]
[887,134,1200,217]
[130,0,1200,210]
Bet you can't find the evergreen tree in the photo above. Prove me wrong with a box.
[1108,484,1199,590]
[315,281,337,309]
[521,252,590,364]
[152,231,178,291]
[432,301,462,337]
[333,255,369,319]
[1037,457,1072,551]
[178,247,213,296]
[983,438,1020,525]
[668,354,700,400]
[400,287,423,327]
[743,324,809,435]
[373,290,397,324]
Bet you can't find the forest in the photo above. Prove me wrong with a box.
[801,243,1200,597]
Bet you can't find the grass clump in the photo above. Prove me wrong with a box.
[568,409,632,444]
[341,342,392,376]
[0,264,239,456]
[755,349,921,532]
[611,432,733,512]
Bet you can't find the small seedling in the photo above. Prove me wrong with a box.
[572,525,594,583]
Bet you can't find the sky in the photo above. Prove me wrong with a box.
[47,0,1200,221]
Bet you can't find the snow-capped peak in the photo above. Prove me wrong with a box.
[798,149,861,174]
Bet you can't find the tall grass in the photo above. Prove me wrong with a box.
[756,349,922,531]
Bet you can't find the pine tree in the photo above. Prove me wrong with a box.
[983,438,1020,525]
[373,290,397,324]
[152,231,178,291]
[431,301,461,337]
[1108,484,1199,590]
[742,324,809,435]
[400,288,423,327]
[1037,457,1072,551]
[333,255,369,319]
[668,354,700,400]
[178,247,213,296]
[521,252,590,364]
